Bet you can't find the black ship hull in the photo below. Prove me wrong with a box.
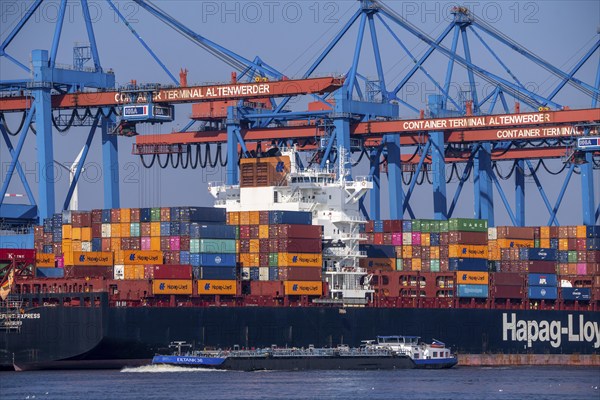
[2,294,599,370]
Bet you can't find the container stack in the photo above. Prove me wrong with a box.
[190,224,238,281]
[228,210,323,296]
[361,220,402,271]
[489,227,535,272]
[447,218,489,299]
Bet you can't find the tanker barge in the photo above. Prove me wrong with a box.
[1,147,599,370]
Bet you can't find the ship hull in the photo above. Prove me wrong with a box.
[2,301,599,370]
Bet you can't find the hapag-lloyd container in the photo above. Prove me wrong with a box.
[197,280,237,295]
[152,279,192,295]
[457,284,489,298]
[456,271,489,285]
[283,281,323,295]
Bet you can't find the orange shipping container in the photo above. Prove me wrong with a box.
[240,212,250,225]
[576,226,587,239]
[150,222,161,237]
[124,265,145,280]
[239,253,260,267]
[496,239,534,248]
[449,244,488,258]
[430,246,440,259]
[121,223,130,238]
[197,280,237,295]
[558,239,569,251]
[36,253,54,267]
[111,238,121,251]
[284,281,323,295]
[259,225,269,239]
[540,239,550,249]
[115,250,162,265]
[150,237,161,251]
[81,227,92,242]
[72,240,82,252]
[110,224,121,238]
[249,239,260,253]
[421,233,431,247]
[227,212,240,226]
[457,271,489,284]
[121,208,131,223]
[152,279,192,295]
[540,226,550,239]
[72,227,82,241]
[401,246,412,259]
[249,211,260,225]
[278,253,322,268]
[411,258,422,271]
[62,225,72,240]
[69,251,113,266]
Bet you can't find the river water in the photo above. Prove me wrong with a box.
[1,365,599,399]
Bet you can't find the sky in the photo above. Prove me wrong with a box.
[0,0,599,226]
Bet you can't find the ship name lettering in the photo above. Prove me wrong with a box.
[502,313,600,349]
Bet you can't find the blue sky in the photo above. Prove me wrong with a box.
[1,0,599,226]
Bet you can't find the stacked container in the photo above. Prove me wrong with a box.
[229,210,323,296]
[190,223,237,281]
[361,220,402,271]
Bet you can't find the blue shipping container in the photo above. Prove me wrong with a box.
[430,233,440,246]
[373,221,384,233]
[192,266,201,280]
[184,207,226,223]
[448,258,488,272]
[561,287,591,301]
[586,225,600,238]
[587,238,600,251]
[549,238,559,249]
[43,245,53,254]
[528,286,558,300]
[101,209,111,223]
[140,208,151,222]
[91,238,102,252]
[519,248,557,261]
[198,225,237,239]
[36,267,65,278]
[199,253,237,267]
[170,207,181,222]
[268,267,279,281]
[179,222,190,236]
[201,266,236,280]
[179,251,190,265]
[249,267,260,281]
[401,220,412,232]
[160,222,171,236]
[457,284,488,298]
[528,273,557,287]
[557,251,569,263]
[360,244,396,258]
[268,211,312,225]
[190,254,201,267]
[170,222,181,236]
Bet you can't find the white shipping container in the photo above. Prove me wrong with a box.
[81,241,92,252]
[487,227,497,240]
[402,232,412,246]
[101,223,111,238]
[259,267,269,281]
[114,265,125,280]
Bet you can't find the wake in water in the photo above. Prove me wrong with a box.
[121,364,225,373]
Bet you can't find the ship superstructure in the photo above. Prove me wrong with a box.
[209,146,374,304]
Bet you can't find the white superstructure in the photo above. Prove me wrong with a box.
[208,146,374,304]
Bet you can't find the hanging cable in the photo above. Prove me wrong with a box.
[156,153,170,168]
[492,160,518,180]
[139,153,157,168]
[424,169,432,185]
[0,111,27,136]
[402,170,413,185]
[170,150,180,168]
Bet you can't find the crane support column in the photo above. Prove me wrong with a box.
[101,113,120,208]
[369,148,381,220]
[32,50,56,221]
[515,160,525,226]
[427,95,447,219]
[333,90,352,179]
[475,142,494,226]
[226,106,240,185]
[385,135,403,219]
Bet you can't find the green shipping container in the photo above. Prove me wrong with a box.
[190,239,200,253]
[412,220,422,232]
[396,258,403,271]
[439,221,449,232]
[150,208,161,222]
[199,239,237,254]
[130,223,140,237]
[430,259,440,272]
[269,253,278,267]
[419,220,431,233]
[567,251,578,263]
[234,226,240,240]
[448,218,488,232]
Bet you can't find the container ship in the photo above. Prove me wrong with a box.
[1,147,599,370]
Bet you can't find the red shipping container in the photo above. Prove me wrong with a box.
[412,246,422,258]
[493,272,525,286]
[121,238,131,250]
[373,233,384,245]
[130,237,141,251]
[259,239,270,253]
[496,226,534,240]
[101,238,111,252]
[110,209,121,223]
[493,285,523,299]
[64,265,113,279]
[240,226,251,239]
[439,233,449,245]
[277,239,322,253]
[249,225,260,239]
[180,236,190,252]
[239,240,251,252]
[268,225,279,239]
[130,208,141,222]
[259,211,270,225]
[383,220,402,233]
[250,281,284,296]
[448,231,487,245]
[278,267,322,281]
[576,239,587,251]
[277,225,322,239]
[91,209,103,224]
[141,223,151,237]
[259,253,269,267]
[160,237,171,251]
[383,233,393,245]
[152,264,192,280]
[92,223,102,239]
[526,261,557,274]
